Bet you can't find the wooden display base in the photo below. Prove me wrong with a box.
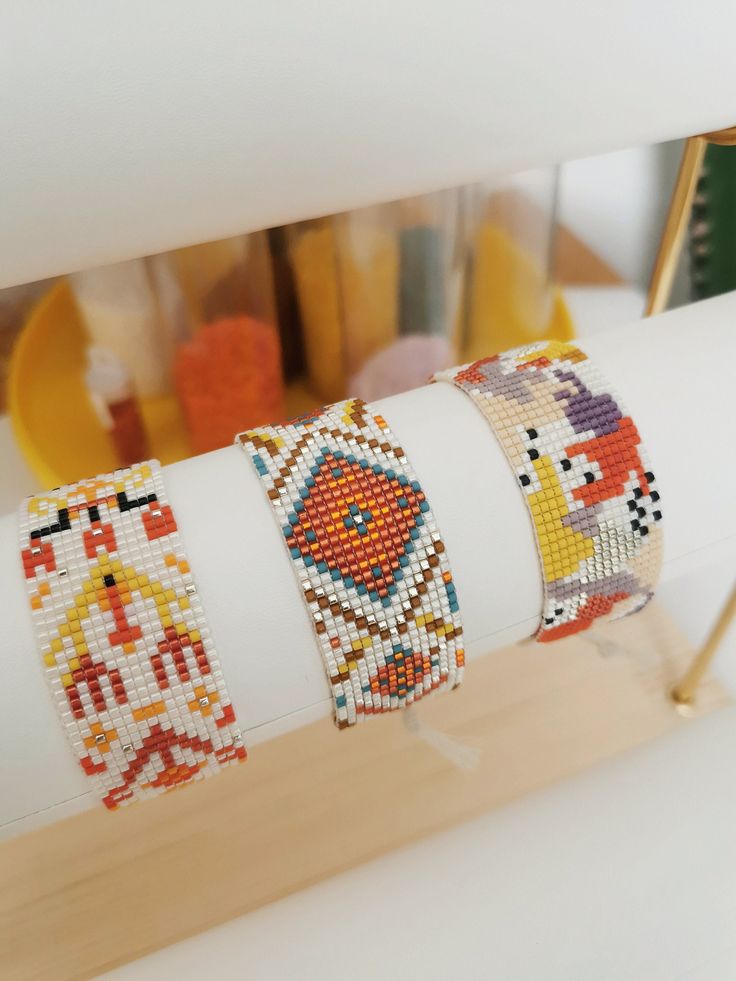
[1,603,729,980]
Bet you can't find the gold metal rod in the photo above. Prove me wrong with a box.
[699,124,736,146]
[672,583,736,705]
[645,135,707,316]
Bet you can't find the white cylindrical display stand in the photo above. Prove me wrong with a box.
[2,295,735,837]
[2,0,736,288]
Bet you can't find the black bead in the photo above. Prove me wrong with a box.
[651,491,660,502]
[103,574,116,588]
[640,526,649,536]
[528,449,539,461]
[653,510,662,521]
[118,491,153,512]
[560,459,572,472]
[584,472,595,484]
[628,500,637,512]
[633,488,643,499]
[645,471,654,482]
[637,507,646,518]
[519,474,531,487]
[527,428,538,440]
[631,519,640,530]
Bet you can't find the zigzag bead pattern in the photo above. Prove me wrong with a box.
[19,461,245,810]
[237,398,464,728]
[434,341,663,642]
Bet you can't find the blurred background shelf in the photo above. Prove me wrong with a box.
[4,173,584,490]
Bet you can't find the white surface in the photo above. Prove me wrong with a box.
[2,294,736,838]
[561,285,646,337]
[103,706,736,981]
[3,0,736,288]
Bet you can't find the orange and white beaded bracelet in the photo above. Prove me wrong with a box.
[237,398,464,728]
[19,461,245,809]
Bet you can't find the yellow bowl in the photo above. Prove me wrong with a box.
[8,280,191,489]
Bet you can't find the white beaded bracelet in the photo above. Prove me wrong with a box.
[19,461,245,810]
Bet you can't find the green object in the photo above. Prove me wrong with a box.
[399,226,446,336]
[690,143,736,300]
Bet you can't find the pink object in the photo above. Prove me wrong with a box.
[349,335,452,401]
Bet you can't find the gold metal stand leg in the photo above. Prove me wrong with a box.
[644,126,736,705]
[672,584,736,706]
[645,136,706,316]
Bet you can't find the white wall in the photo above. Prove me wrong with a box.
[559,142,685,290]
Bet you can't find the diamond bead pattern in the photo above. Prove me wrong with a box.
[237,399,464,727]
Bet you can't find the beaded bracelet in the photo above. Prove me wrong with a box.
[237,398,464,728]
[434,341,662,641]
[19,461,245,810]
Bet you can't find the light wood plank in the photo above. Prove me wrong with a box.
[0,603,727,980]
